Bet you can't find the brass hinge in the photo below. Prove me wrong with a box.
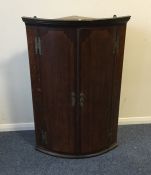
[35,36,42,55]
[41,129,47,145]
[113,29,119,54]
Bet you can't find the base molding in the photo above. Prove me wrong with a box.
[0,122,34,132]
[118,116,151,125]
[0,116,151,132]
[36,143,118,159]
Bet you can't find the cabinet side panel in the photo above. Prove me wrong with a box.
[26,26,45,146]
[108,24,127,145]
[79,27,115,154]
[38,28,76,154]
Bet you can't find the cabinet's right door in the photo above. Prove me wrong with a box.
[79,27,117,154]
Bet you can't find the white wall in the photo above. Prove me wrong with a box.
[0,0,151,129]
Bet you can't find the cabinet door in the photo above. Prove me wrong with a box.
[36,28,77,154]
[79,27,115,154]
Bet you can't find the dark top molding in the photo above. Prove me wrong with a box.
[22,15,131,27]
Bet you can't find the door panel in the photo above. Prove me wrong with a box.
[79,27,115,154]
[38,28,76,154]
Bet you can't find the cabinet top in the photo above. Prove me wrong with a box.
[22,15,131,27]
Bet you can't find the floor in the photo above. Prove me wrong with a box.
[0,124,151,175]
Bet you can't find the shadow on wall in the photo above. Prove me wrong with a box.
[0,51,34,124]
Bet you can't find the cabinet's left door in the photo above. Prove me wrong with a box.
[26,26,77,155]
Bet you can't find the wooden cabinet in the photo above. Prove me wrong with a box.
[22,15,130,158]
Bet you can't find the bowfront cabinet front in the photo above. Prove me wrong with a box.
[22,15,130,158]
